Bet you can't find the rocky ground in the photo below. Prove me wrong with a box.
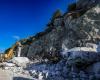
[26,51,100,80]
[0,47,100,80]
[0,57,34,80]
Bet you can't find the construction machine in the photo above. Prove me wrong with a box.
[0,42,22,62]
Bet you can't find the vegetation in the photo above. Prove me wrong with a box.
[68,3,76,11]
[67,2,87,18]
[4,48,11,54]
[34,32,46,39]
[51,9,62,22]
[79,9,87,16]
[23,39,33,45]
[19,10,62,46]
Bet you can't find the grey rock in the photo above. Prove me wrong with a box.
[86,62,100,79]
[7,0,100,80]
[13,0,100,62]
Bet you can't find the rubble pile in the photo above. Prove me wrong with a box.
[12,57,30,67]
[1,57,33,80]
[26,50,100,80]
[0,51,100,80]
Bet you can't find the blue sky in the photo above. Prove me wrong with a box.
[0,0,75,52]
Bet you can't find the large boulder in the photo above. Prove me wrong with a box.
[12,57,30,67]
[65,51,100,65]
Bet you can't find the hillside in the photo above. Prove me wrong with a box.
[4,0,100,79]
[11,0,100,60]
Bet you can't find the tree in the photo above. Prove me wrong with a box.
[51,9,62,22]
[68,3,76,11]
[4,48,11,54]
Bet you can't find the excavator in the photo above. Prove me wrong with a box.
[0,42,22,62]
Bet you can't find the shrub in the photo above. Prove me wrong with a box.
[51,9,62,22]
[4,48,11,54]
[68,3,76,11]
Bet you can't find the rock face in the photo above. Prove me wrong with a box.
[27,22,65,60]
[63,4,100,49]
[76,0,100,9]
[6,0,100,79]
[18,0,100,59]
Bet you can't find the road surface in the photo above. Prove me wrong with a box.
[0,68,12,80]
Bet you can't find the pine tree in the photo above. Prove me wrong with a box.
[68,3,76,11]
[51,9,62,22]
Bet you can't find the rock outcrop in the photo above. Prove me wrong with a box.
[5,0,100,79]
[16,0,100,60]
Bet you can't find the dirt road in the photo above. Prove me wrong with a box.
[0,68,12,80]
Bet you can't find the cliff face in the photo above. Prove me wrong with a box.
[27,18,66,61]
[6,0,100,79]
[63,4,100,49]
[16,0,100,59]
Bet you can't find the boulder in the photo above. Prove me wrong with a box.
[12,57,30,67]
[67,51,100,65]
[4,62,15,67]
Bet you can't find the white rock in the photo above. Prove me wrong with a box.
[38,72,44,80]
[94,5,100,14]
[4,62,15,67]
[67,47,97,52]
[4,67,9,70]
[12,57,30,67]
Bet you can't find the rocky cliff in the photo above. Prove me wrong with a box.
[6,0,100,79]
[15,0,100,60]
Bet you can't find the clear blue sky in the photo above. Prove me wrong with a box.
[0,0,75,52]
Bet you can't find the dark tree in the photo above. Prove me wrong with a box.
[68,3,76,11]
[51,9,62,22]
